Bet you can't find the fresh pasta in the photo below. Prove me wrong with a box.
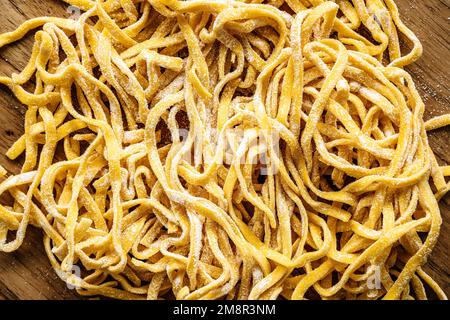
[0,0,449,300]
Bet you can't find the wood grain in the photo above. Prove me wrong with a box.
[0,0,448,300]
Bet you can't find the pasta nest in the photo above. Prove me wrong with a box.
[0,0,449,300]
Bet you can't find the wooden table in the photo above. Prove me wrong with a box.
[0,0,448,300]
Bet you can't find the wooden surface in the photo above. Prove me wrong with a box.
[0,0,449,300]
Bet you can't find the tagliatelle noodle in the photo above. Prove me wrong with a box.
[0,0,448,300]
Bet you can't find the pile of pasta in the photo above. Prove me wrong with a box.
[0,0,449,300]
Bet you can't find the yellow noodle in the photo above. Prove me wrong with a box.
[0,0,448,300]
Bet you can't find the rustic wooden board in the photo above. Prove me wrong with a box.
[0,0,448,300]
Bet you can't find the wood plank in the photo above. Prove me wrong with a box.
[0,0,448,299]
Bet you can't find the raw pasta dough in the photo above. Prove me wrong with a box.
[0,0,449,300]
